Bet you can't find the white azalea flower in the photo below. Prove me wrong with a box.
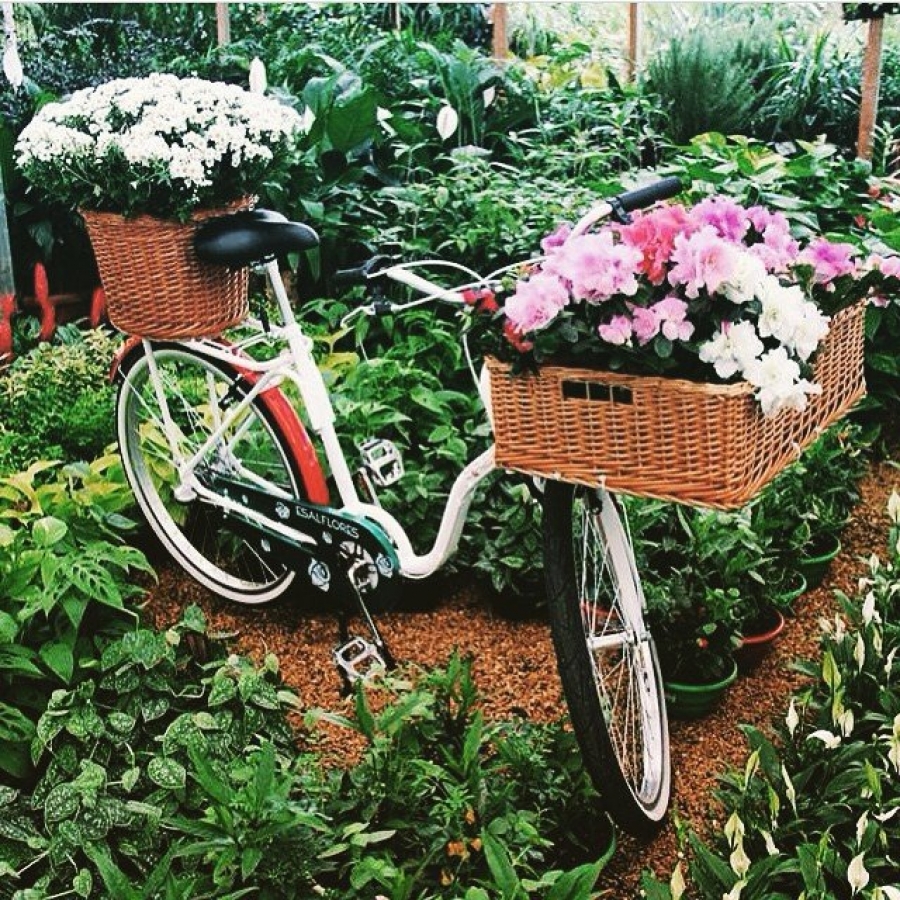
[721,251,767,303]
[698,320,763,379]
[743,347,821,417]
[848,852,870,896]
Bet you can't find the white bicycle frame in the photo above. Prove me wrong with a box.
[134,199,615,581]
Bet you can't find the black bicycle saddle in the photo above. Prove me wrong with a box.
[194,208,319,267]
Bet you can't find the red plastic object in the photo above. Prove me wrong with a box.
[90,286,107,328]
[0,293,14,363]
[33,262,55,342]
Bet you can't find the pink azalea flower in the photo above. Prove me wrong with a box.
[619,204,695,285]
[668,226,740,299]
[797,238,857,284]
[630,305,660,345]
[745,206,799,272]
[691,196,750,243]
[503,271,569,333]
[871,254,900,278]
[653,296,695,341]
[598,314,633,345]
[544,232,642,303]
[540,223,572,255]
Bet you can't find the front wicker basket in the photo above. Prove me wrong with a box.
[487,302,866,509]
[81,201,253,339]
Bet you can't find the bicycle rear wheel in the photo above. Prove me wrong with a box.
[117,343,305,604]
[543,481,670,837]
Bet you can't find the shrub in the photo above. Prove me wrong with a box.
[0,327,118,473]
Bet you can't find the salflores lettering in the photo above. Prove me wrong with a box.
[296,504,360,540]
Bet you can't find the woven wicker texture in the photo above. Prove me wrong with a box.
[82,201,252,339]
[488,302,866,509]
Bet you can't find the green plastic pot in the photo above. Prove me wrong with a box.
[798,534,841,589]
[663,658,738,720]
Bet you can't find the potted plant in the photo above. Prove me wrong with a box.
[14,73,304,339]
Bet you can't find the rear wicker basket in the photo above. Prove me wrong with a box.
[487,302,866,509]
[81,200,253,339]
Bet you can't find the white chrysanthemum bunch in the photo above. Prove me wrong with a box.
[15,73,303,220]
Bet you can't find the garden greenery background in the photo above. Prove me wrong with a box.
[2,3,900,898]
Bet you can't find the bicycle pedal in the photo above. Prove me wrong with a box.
[358,438,404,488]
[333,636,387,685]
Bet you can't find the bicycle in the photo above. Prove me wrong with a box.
[111,177,681,837]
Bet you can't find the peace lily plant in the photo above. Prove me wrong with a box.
[471,196,897,416]
[14,73,303,221]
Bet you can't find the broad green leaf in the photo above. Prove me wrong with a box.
[32,516,68,548]
[40,641,74,684]
[147,757,187,791]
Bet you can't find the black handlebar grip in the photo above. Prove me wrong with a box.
[614,177,683,213]
[333,255,393,288]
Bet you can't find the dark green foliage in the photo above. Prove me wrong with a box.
[0,328,119,474]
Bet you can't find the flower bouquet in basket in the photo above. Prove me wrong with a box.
[475,195,893,508]
[14,73,304,339]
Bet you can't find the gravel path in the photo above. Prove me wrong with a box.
[141,460,897,898]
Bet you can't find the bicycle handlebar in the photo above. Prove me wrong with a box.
[614,176,683,214]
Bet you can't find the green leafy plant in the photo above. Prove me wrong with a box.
[642,495,900,899]
[0,327,120,474]
[0,455,149,780]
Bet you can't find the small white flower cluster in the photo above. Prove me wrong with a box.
[699,255,830,417]
[16,73,302,216]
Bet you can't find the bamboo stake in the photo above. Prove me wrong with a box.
[492,3,508,61]
[857,13,885,161]
[626,2,641,82]
[216,2,230,47]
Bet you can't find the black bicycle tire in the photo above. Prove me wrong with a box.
[542,480,670,838]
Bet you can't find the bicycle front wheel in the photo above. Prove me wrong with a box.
[543,481,670,837]
[117,343,305,604]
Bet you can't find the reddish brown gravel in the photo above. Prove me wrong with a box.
[141,460,898,899]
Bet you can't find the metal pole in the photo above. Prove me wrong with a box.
[857,14,885,161]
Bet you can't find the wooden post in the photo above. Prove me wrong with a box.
[215,2,230,47]
[626,3,642,82]
[857,13,885,161]
[492,3,508,61]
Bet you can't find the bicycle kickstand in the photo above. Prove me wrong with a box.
[331,566,396,692]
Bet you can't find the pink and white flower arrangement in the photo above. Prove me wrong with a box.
[492,196,877,416]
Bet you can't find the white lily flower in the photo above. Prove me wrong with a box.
[730,842,751,877]
[838,709,855,738]
[2,42,22,90]
[786,698,800,736]
[670,862,686,900]
[888,490,900,524]
[436,104,459,140]
[862,592,878,625]
[848,852,870,895]
[855,634,867,672]
[249,57,267,94]
[856,812,868,848]
[782,764,797,813]
[878,887,900,900]
[298,106,316,133]
[724,811,745,848]
[886,647,898,679]
[483,86,496,108]
[868,553,880,574]
[808,729,842,749]
[762,830,779,856]
[723,881,746,900]
[874,807,900,823]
